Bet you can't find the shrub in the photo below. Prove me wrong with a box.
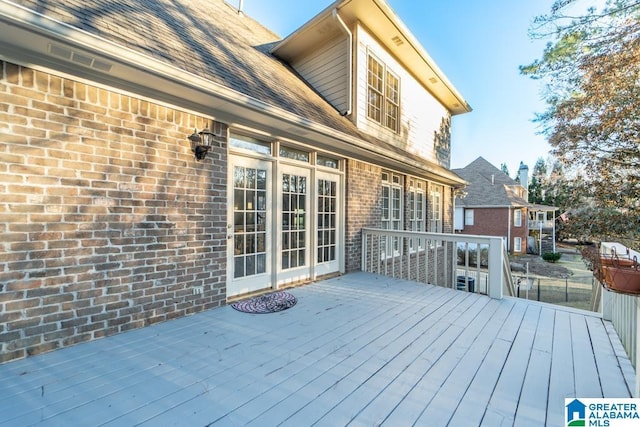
[542,252,562,263]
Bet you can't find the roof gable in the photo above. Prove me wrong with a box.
[452,157,528,208]
[271,0,471,115]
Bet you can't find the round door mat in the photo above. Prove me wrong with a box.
[230,291,297,314]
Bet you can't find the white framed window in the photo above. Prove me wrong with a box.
[382,172,403,256]
[429,189,442,233]
[385,71,400,131]
[409,179,425,251]
[230,133,272,156]
[514,237,522,252]
[367,54,400,132]
[464,209,474,226]
[279,146,309,163]
[514,209,523,227]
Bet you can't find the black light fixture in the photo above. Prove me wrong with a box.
[188,127,218,160]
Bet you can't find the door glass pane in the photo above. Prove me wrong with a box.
[233,165,268,279]
[317,178,337,263]
[282,174,307,270]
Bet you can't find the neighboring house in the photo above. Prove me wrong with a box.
[0,0,471,362]
[453,157,529,254]
[528,203,558,254]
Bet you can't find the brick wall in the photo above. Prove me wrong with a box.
[344,160,381,272]
[511,208,529,254]
[462,207,508,237]
[0,61,227,363]
[344,161,456,272]
[461,207,528,254]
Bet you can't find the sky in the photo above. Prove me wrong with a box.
[238,0,558,177]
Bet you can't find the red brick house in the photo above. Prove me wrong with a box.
[453,157,528,254]
[0,0,471,362]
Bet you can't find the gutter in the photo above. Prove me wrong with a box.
[332,8,352,116]
[0,0,465,186]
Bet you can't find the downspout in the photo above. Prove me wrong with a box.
[333,9,352,116]
[507,207,511,254]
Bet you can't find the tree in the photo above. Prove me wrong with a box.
[528,157,548,204]
[544,159,574,209]
[522,0,640,246]
[500,163,510,177]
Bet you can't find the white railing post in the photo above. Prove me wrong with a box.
[602,287,613,321]
[487,237,503,299]
[361,229,367,272]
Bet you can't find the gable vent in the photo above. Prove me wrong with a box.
[48,44,113,72]
[391,36,404,46]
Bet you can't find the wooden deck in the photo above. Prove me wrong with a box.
[0,272,635,426]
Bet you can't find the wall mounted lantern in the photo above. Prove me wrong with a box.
[188,127,219,161]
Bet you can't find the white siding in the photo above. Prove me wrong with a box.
[291,36,350,114]
[354,24,449,165]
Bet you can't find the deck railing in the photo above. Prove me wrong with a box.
[602,289,639,397]
[603,290,637,367]
[598,242,640,396]
[361,228,514,299]
[528,220,555,230]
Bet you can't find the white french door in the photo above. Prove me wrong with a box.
[315,171,340,276]
[277,165,311,285]
[227,155,342,298]
[227,156,272,297]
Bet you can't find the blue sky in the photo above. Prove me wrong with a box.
[239,0,556,177]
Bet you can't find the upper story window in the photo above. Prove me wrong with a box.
[514,209,523,227]
[367,54,400,132]
[385,71,399,131]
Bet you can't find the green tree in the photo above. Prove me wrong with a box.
[522,0,640,247]
[500,163,510,177]
[528,157,548,204]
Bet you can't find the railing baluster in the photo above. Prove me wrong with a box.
[360,228,507,299]
[443,241,448,288]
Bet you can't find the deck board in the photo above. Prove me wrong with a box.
[513,307,555,427]
[0,272,633,427]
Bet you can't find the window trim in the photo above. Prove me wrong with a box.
[381,171,403,257]
[367,53,400,133]
[514,237,522,252]
[429,188,443,234]
[408,179,425,252]
[514,209,523,227]
[464,209,474,226]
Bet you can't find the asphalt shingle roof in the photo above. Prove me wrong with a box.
[452,157,529,207]
[12,0,462,182]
